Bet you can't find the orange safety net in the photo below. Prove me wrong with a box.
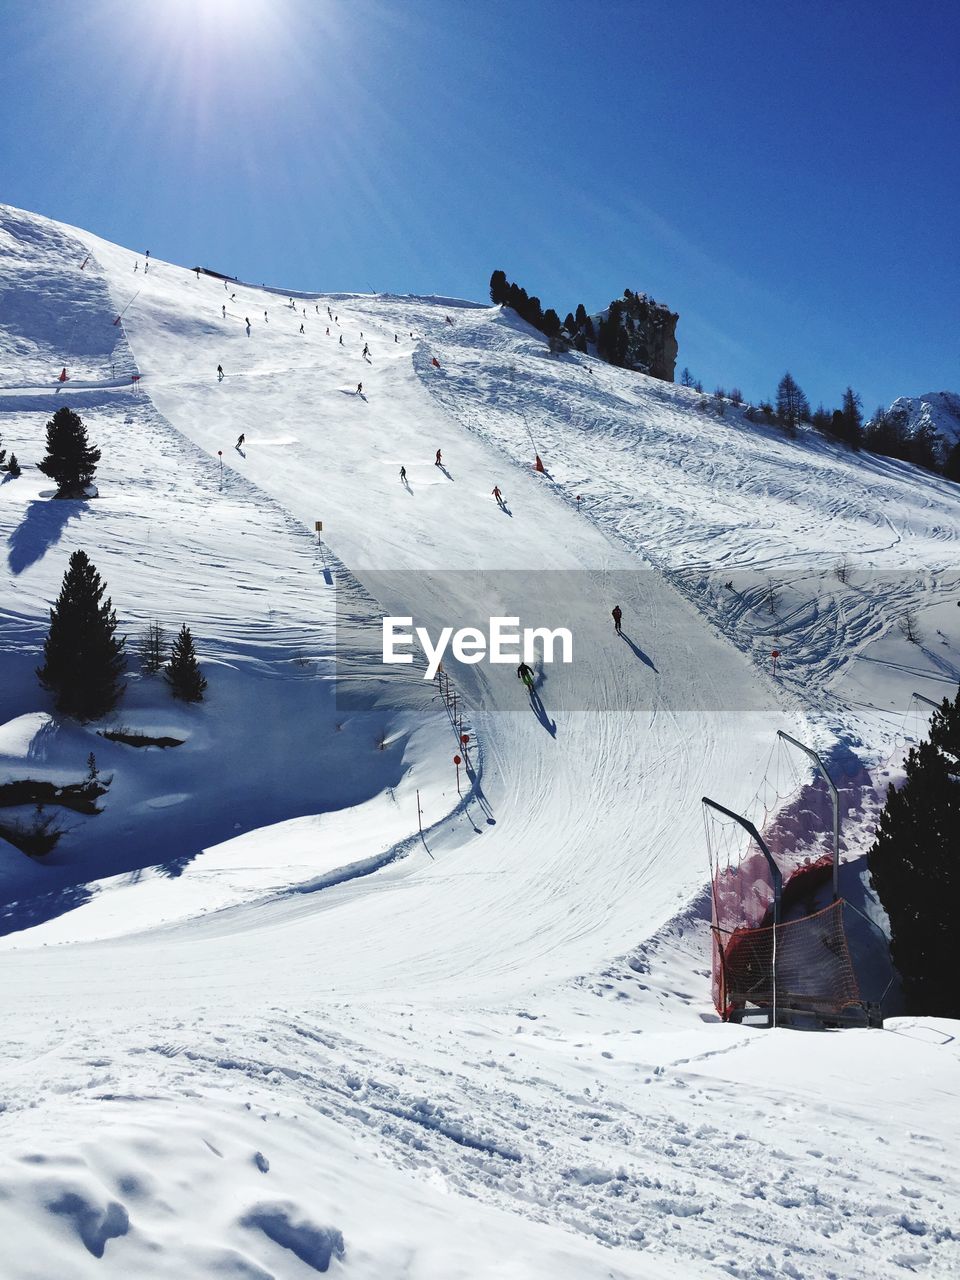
[713,899,861,1020]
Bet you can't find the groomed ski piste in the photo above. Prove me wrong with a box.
[1,204,958,1278]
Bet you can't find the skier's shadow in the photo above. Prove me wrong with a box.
[401,477,412,494]
[497,502,513,517]
[528,686,557,737]
[235,446,246,458]
[620,631,657,671]
[436,463,453,480]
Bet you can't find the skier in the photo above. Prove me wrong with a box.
[399,465,407,482]
[236,433,245,448]
[300,323,305,334]
[517,661,534,690]
[356,382,363,395]
[264,310,268,321]
[230,292,236,301]
[339,335,344,345]
[195,268,200,278]
[222,304,226,318]
[145,250,150,260]
[134,260,139,272]
[245,319,251,336]
[394,334,398,343]
[362,343,369,357]
[217,364,224,381]
[612,604,622,634]
[435,449,442,466]
[492,485,504,505]
[326,327,330,336]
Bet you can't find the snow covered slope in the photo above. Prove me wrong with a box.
[1,205,959,1279]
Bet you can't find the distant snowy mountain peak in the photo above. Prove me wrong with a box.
[882,390,960,446]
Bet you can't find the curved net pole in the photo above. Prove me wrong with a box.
[911,690,941,710]
[702,797,782,1027]
[776,731,839,901]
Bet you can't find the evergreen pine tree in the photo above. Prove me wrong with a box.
[37,407,101,497]
[489,270,508,304]
[944,439,960,482]
[541,308,561,338]
[0,428,6,468]
[37,550,126,720]
[680,368,694,387]
[165,624,207,702]
[5,453,19,477]
[868,688,960,1016]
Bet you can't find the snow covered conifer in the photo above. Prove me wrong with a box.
[37,406,101,497]
[165,624,207,702]
[0,428,6,467]
[5,453,18,477]
[37,550,126,720]
[868,688,960,1016]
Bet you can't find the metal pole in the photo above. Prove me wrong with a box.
[911,691,941,710]
[416,789,423,838]
[777,731,840,901]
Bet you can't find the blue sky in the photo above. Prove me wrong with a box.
[1,0,957,411]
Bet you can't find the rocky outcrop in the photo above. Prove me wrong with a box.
[594,290,679,382]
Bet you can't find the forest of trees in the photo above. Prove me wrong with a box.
[868,688,960,1016]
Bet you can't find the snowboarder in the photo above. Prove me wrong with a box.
[435,449,442,466]
[517,661,534,690]
[356,382,363,395]
[217,364,224,381]
[399,465,407,482]
[612,605,622,634]
[236,433,245,448]
[492,485,504,506]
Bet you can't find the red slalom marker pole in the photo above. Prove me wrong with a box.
[771,648,781,677]
[453,754,462,796]
[217,450,223,487]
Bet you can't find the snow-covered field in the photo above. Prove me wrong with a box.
[1,204,958,1278]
